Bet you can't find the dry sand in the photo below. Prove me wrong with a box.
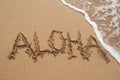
[0,0,120,80]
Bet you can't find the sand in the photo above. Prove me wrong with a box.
[0,0,120,80]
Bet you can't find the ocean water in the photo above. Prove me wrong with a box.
[60,0,120,63]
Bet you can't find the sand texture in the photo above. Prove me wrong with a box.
[0,0,120,80]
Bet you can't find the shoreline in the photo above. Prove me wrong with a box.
[60,0,120,64]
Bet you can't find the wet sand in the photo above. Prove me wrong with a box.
[0,0,120,80]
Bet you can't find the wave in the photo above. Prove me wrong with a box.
[60,0,120,64]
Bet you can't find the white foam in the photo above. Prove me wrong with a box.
[60,0,120,64]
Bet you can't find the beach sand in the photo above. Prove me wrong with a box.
[0,0,120,80]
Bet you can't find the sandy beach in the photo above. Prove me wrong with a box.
[0,0,120,80]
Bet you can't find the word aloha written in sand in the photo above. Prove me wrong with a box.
[8,30,110,63]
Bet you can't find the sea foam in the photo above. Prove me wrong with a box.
[60,0,120,64]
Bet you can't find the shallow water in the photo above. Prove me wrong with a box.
[60,0,120,63]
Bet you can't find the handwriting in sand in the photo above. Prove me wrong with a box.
[8,30,110,63]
